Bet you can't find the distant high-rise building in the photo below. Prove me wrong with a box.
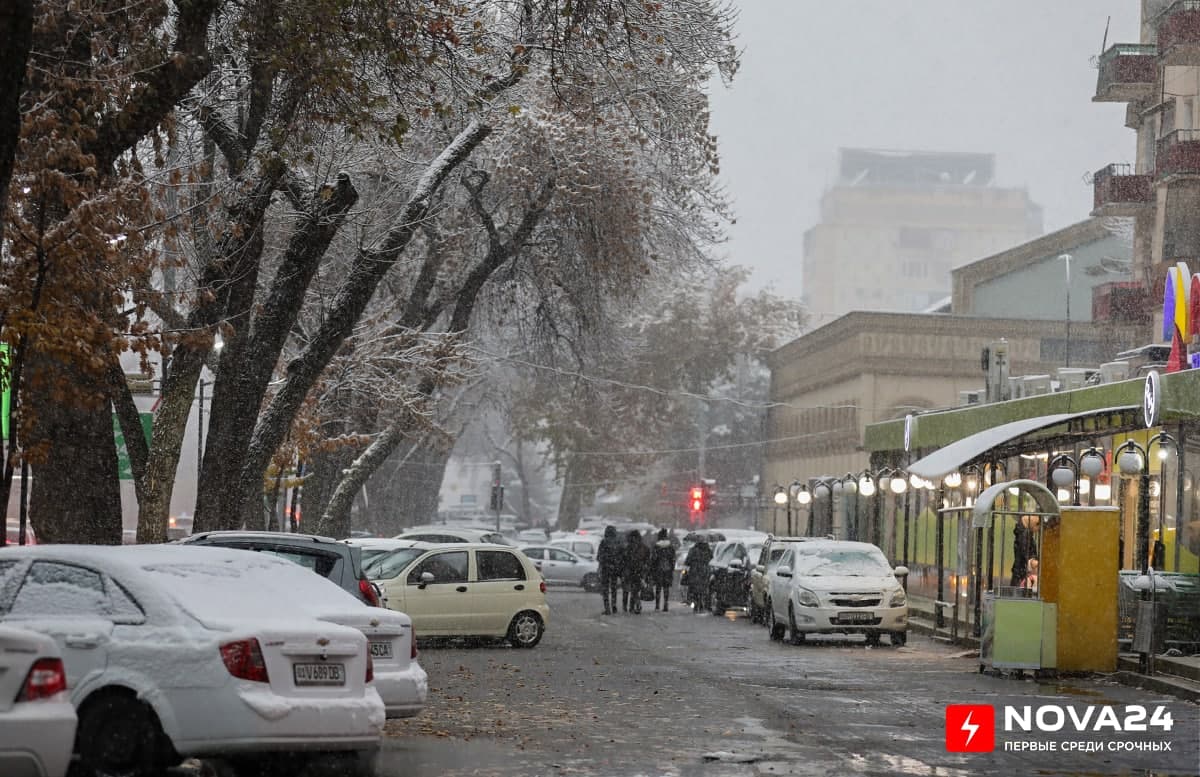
[801,149,1044,326]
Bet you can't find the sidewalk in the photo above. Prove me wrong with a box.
[907,594,1200,703]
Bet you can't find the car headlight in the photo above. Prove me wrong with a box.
[889,589,907,608]
[796,588,820,607]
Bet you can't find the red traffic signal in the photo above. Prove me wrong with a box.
[689,486,706,512]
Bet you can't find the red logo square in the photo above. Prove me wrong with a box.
[945,705,995,752]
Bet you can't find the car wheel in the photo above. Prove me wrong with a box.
[787,605,806,645]
[508,610,545,648]
[865,632,882,647]
[73,692,170,777]
[767,600,785,641]
[581,572,600,592]
[891,630,907,647]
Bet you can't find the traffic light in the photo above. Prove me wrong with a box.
[489,461,503,511]
[690,486,706,513]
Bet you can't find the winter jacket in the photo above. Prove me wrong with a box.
[624,537,650,579]
[597,535,625,577]
[650,540,676,586]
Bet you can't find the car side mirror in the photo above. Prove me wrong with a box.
[893,566,909,577]
[776,566,792,578]
[418,571,435,589]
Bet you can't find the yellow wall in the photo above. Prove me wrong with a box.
[1042,507,1120,672]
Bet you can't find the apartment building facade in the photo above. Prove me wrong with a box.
[1091,0,1200,335]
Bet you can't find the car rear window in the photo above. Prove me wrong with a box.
[477,550,526,581]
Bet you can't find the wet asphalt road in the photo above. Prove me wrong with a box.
[379,589,1200,777]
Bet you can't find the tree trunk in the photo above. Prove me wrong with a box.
[0,0,32,227]
[231,121,492,524]
[299,446,358,535]
[26,353,122,544]
[316,426,406,538]
[556,457,586,532]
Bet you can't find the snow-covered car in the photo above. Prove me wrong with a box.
[0,625,76,777]
[519,546,600,591]
[707,539,766,615]
[395,527,512,545]
[180,530,382,607]
[749,537,811,624]
[0,545,384,777]
[766,540,909,646]
[344,537,430,568]
[548,534,601,560]
[370,544,549,647]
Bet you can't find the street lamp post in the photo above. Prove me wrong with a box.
[773,485,789,536]
[1049,453,1081,507]
[1117,433,1182,572]
[1066,254,1072,367]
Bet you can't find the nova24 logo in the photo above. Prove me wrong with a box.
[945,705,1174,752]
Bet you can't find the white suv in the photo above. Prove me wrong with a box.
[370,544,549,648]
[766,540,909,647]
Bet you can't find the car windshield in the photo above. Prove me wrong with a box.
[364,547,426,580]
[792,548,892,577]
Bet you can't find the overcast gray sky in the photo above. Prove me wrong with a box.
[707,1,1142,299]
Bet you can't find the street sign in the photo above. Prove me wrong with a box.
[113,413,153,480]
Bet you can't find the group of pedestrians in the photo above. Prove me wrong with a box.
[596,526,677,614]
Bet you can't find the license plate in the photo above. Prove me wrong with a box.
[839,611,873,623]
[369,640,393,659]
[293,662,346,686]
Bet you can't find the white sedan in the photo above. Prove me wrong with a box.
[519,546,600,591]
[240,548,428,719]
[0,545,385,777]
[0,625,76,777]
[766,540,909,646]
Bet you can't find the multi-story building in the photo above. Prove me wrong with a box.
[801,148,1043,326]
[1091,0,1200,334]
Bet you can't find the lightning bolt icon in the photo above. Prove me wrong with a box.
[961,711,979,747]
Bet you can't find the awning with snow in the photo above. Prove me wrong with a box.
[905,407,1136,480]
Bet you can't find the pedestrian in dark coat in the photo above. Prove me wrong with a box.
[596,525,625,615]
[1010,515,1039,587]
[622,530,649,614]
[650,528,676,612]
[684,537,713,613]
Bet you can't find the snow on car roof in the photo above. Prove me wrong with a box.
[1,545,372,628]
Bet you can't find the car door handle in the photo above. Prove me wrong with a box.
[456,586,468,592]
[514,584,525,591]
[65,635,102,649]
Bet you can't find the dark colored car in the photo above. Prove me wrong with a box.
[707,539,765,615]
[179,530,381,607]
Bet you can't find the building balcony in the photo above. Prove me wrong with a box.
[1157,0,1200,65]
[1091,163,1154,216]
[1093,44,1158,102]
[1155,129,1200,181]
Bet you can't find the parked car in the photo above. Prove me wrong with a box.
[766,540,909,646]
[184,547,426,720]
[519,546,600,591]
[0,545,384,777]
[370,544,549,648]
[344,537,428,567]
[180,530,382,607]
[749,536,812,624]
[548,534,601,560]
[396,527,512,545]
[0,625,76,777]
[707,538,766,615]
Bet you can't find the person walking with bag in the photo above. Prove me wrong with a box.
[622,529,649,614]
[596,525,625,615]
[650,528,676,612]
